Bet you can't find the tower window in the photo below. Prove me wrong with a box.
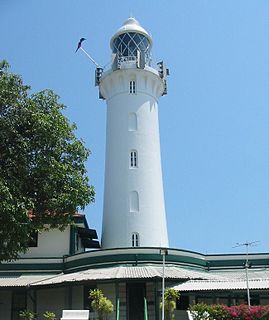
[132,233,140,247]
[130,150,137,168]
[129,191,139,212]
[130,80,136,94]
[128,113,138,131]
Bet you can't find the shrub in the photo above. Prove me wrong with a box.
[19,310,35,320]
[190,304,269,320]
[43,311,56,320]
[89,289,114,320]
[160,288,180,320]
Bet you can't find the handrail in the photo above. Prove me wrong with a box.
[144,297,148,320]
[116,298,120,320]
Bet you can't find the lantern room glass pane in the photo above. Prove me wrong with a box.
[112,32,151,64]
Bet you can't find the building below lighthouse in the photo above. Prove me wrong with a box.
[99,17,169,249]
[1,17,269,320]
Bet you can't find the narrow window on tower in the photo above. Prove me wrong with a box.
[130,80,136,94]
[129,191,139,212]
[130,150,137,168]
[128,113,138,131]
[132,232,140,247]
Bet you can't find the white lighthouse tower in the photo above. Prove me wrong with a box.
[97,18,169,249]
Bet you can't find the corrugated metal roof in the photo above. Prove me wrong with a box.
[2,266,269,289]
[173,279,269,291]
[0,274,58,287]
[30,265,221,286]
[211,268,269,280]
[172,268,269,291]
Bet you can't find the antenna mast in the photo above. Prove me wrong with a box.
[234,241,260,307]
[79,47,100,68]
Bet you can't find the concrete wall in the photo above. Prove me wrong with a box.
[72,285,84,309]
[36,287,68,319]
[22,227,71,258]
[146,282,156,320]
[118,282,127,320]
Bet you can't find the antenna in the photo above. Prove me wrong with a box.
[79,47,101,68]
[233,240,260,308]
[233,241,260,249]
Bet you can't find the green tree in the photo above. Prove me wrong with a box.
[160,288,180,320]
[89,289,114,320]
[0,61,95,261]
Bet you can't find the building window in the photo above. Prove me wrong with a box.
[129,191,139,212]
[132,233,140,247]
[130,80,136,94]
[130,150,137,168]
[28,230,38,247]
[128,113,137,131]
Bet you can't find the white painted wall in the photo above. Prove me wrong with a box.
[21,227,71,258]
[101,67,169,249]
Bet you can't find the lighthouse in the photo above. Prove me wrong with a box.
[97,17,169,249]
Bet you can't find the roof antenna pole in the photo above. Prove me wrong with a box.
[233,241,260,308]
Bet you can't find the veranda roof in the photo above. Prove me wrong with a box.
[172,268,269,291]
[30,265,222,286]
[0,274,59,287]
[2,265,269,290]
[172,279,269,291]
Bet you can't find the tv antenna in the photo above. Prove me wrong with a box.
[233,241,260,308]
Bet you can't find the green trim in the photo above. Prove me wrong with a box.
[69,225,76,255]
[116,298,120,320]
[64,252,207,272]
[207,258,269,268]
[144,297,148,320]
[1,247,269,275]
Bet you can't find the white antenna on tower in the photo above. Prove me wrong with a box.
[233,241,260,308]
[75,38,101,68]
[79,47,100,68]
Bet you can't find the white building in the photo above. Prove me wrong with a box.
[100,17,169,249]
[1,18,269,320]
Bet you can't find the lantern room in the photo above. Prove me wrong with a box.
[110,17,153,68]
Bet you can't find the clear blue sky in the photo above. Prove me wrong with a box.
[1,0,269,254]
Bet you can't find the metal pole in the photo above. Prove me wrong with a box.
[160,249,167,320]
[245,244,251,308]
[162,253,165,320]
[233,241,259,308]
[79,47,100,67]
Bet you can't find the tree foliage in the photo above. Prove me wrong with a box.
[0,60,95,261]
[89,289,114,320]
